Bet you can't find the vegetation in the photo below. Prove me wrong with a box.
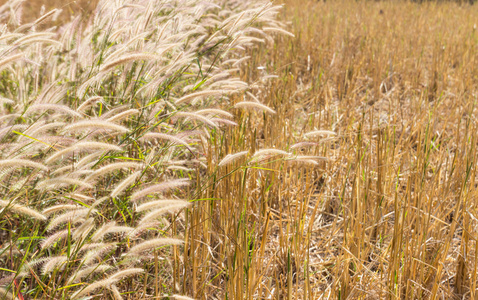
[1,0,478,299]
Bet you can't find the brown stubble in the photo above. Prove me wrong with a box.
[182,0,478,299]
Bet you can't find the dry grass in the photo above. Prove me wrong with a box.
[2,0,478,299]
[0,0,98,23]
[183,0,478,299]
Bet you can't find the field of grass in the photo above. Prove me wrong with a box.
[1,0,478,299]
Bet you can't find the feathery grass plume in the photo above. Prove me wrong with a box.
[42,255,67,275]
[71,277,119,300]
[63,120,129,134]
[285,158,318,166]
[126,238,183,255]
[139,202,190,225]
[77,96,103,112]
[68,264,112,284]
[33,8,58,25]
[130,179,190,202]
[290,141,319,149]
[0,113,20,122]
[166,166,194,172]
[67,193,95,203]
[140,132,192,151]
[82,243,118,266]
[127,221,161,238]
[294,155,331,161]
[91,196,109,209]
[72,217,95,240]
[90,221,115,241]
[12,32,56,44]
[51,165,75,176]
[209,117,238,126]
[176,130,206,139]
[0,53,23,69]
[110,284,123,300]
[75,151,103,169]
[25,104,82,118]
[262,26,295,37]
[174,90,227,104]
[35,177,94,190]
[0,33,23,42]
[70,169,94,178]
[304,130,337,138]
[218,150,249,167]
[195,108,233,118]
[173,295,195,300]
[75,242,111,253]
[252,149,289,158]
[0,159,47,170]
[41,229,68,249]
[0,200,46,220]
[108,268,144,281]
[47,208,94,231]
[23,122,65,137]
[0,274,14,286]
[209,79,248,89]
[260,75,279,81]
[18,257,50,277]
[232,56,251,67]
[100,53,160,72]
[173,112,218,128]
[86,162,143,181]
[234,101,276,114]
[106,109,140,122]
[76,71,106,97]
[15,37,62,47]
[91,222,133,242]
[111,171,141,198]
[136,199,189,212]
[0,124,28,140]
[45,142,122,164]
[0,96,15,105]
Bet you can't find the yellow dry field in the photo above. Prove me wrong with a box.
[188,1,478,298]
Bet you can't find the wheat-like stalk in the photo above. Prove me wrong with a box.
[304,129,337,138]
[131,179,190,202]
[0,200,46,220]
[136,199,189,212]
[139,202,190,225]
[218,150,249,167]
[234,101,276,114]
[126,238,184,255]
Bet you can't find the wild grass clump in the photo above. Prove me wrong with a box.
[0,0,284,298]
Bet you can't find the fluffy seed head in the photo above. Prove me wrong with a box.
[218,150,249,167]
[130,179,190,202]
[126,238,183,255]
[234,101,276,114]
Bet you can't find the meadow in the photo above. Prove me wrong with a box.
[1,0,478,299]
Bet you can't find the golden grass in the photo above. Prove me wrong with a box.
[2,0,478,299]
[181,0,478,298]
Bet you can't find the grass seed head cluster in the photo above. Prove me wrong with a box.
[0,0,284,298]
